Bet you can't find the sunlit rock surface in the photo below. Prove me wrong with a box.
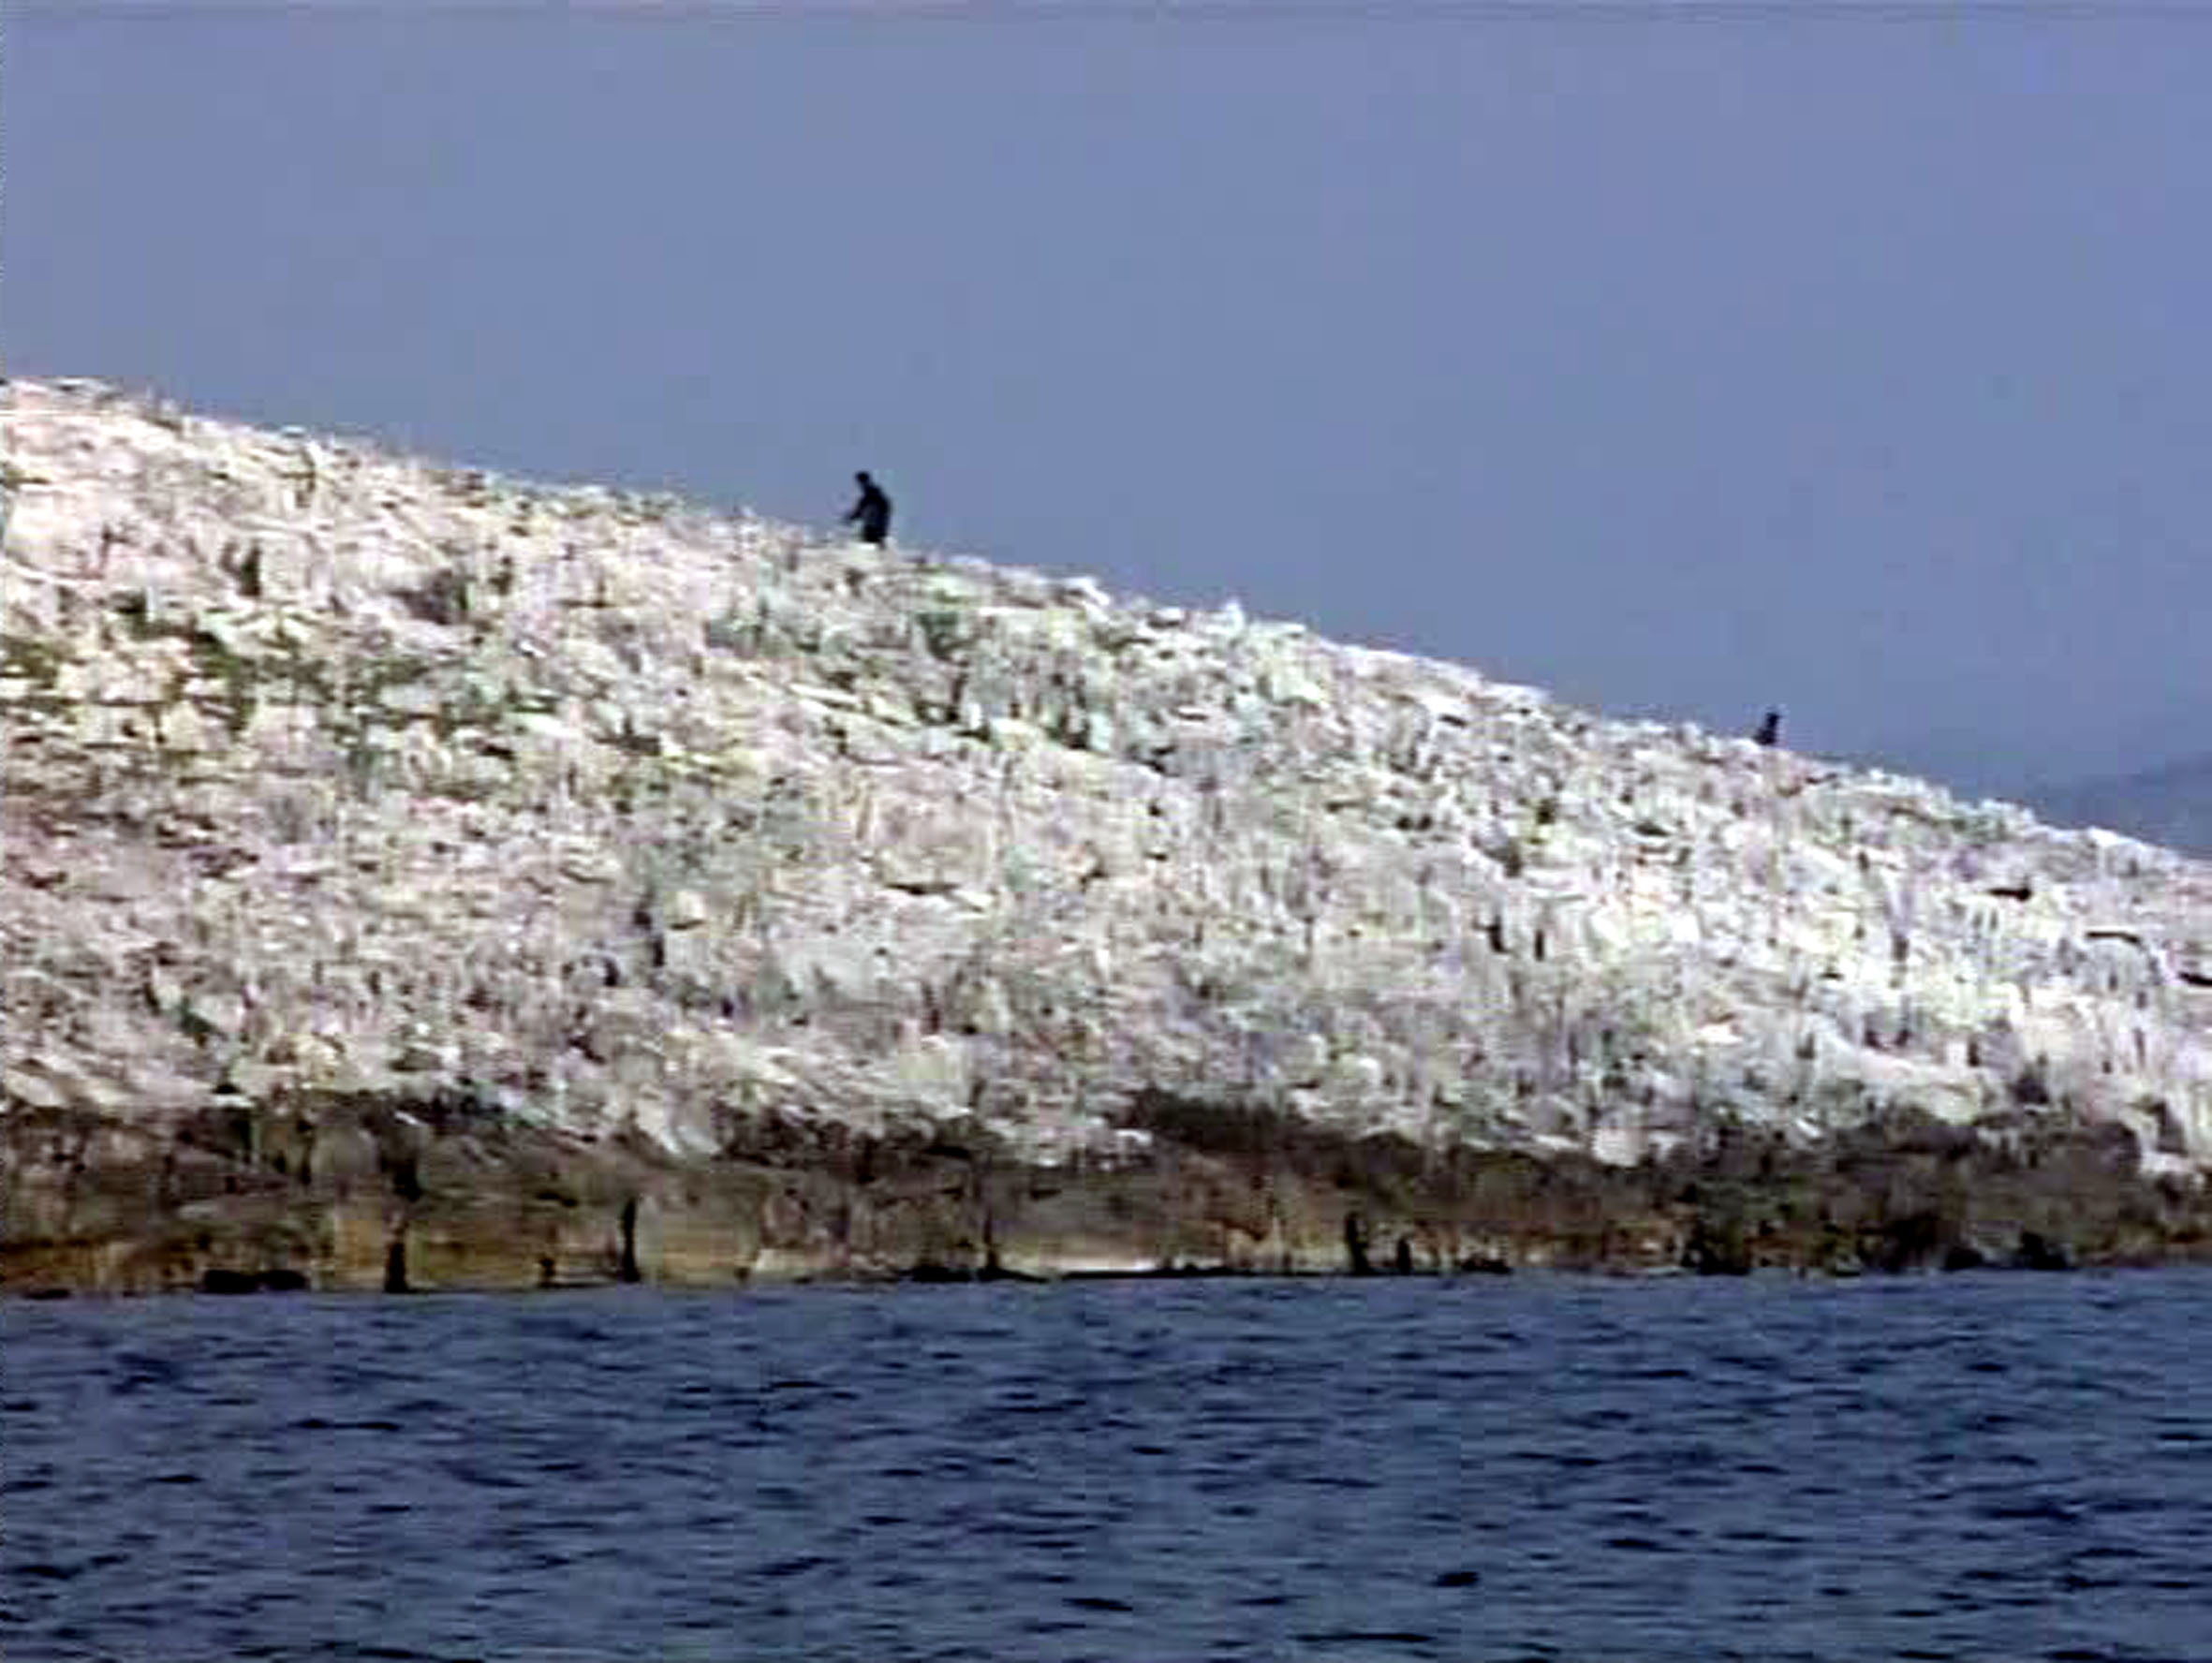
[5,377,2210,1288]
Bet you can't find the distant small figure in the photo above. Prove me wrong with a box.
[1753,709,1782,748]
[845,470,892,547]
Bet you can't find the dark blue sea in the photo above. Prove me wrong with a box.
[6,1273,2211,1663]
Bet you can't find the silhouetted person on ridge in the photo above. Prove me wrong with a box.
[845,471,892,548]
[1753,709,1782,748]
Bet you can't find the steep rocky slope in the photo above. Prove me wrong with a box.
[5,377,2210,1288]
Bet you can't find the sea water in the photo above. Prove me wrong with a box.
[6,1272,2209,1662]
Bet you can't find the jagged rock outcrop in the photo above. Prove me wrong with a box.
[5,376,2210,1288]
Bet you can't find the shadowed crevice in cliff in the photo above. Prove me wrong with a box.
[6,1085,2210,1293]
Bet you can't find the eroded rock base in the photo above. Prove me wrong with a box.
[7,1089,2209,1295]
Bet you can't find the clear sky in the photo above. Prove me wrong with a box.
[8,4,2208,795]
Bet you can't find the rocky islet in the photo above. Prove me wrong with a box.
[4,376,2209,1291]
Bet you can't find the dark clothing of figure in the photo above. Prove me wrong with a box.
[1753,709,1782,748]
[846,473,892,546]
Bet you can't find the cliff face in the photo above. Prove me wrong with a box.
[5,377,2210,1289]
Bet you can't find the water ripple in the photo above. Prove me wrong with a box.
[4,1273,2211,1661]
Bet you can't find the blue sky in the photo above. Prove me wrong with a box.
[9,5,2209,794]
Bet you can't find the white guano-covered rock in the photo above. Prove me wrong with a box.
[3,375,2210,1177]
